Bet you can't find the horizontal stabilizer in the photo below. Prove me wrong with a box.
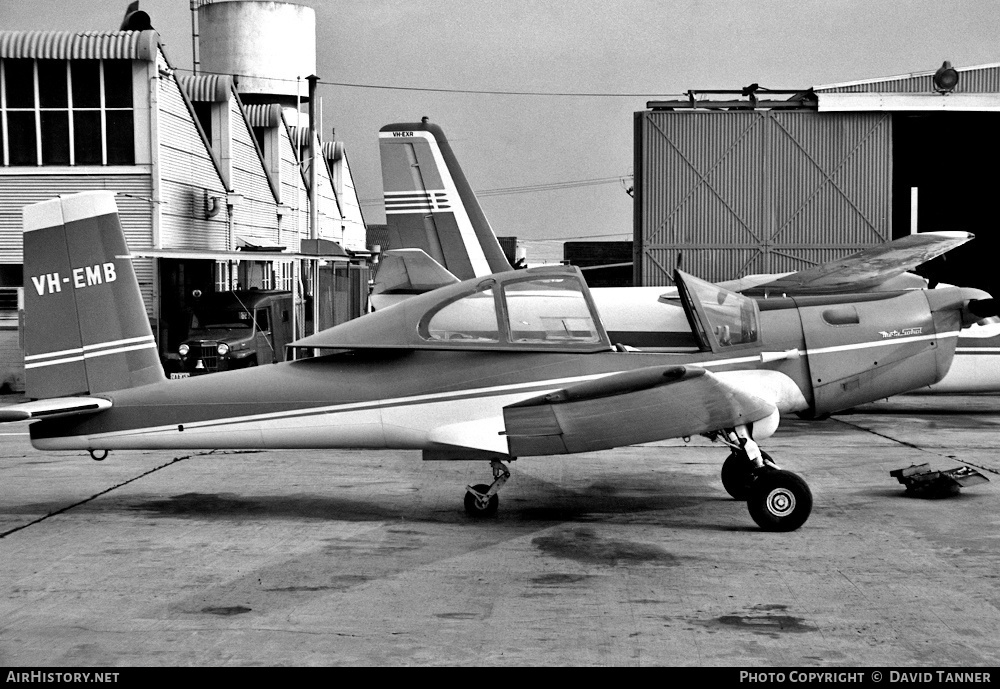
[370,249,461,310]
[0,396,112,423]
[503,365,776,455]
[372,249,460,294]
[742,232,973,297]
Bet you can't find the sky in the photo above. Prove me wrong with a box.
[2,0,998,260]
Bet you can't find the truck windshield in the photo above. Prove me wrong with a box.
[191,307,254,330]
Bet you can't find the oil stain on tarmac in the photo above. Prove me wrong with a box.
[697,604,816,638]
[531,526,679,566]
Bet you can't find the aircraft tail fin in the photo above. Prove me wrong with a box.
[379,120,513,281]
[22,191,164,399]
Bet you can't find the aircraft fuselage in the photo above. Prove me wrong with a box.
[30,286,962,454]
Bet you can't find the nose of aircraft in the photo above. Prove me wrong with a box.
[925,286,993,328]
[958,288,994,326]
[966,296,998,322]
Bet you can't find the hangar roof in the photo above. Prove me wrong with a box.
[815,62,1000,94]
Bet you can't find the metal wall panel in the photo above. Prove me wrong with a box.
[229,99,279,247]
[278,122,307,243]
[157,72,228,250]
[635,110,892,285]
[0,173,155,310]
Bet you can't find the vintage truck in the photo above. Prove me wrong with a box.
[170,291,294,378]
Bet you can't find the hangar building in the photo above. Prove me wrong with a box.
[633,62,1000,298]
[0,1,371,393]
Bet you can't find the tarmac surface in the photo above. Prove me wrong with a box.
[0,392,998,667]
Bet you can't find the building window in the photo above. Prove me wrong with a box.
[274,261,294,291]
[0,58,134,166]
[215,261,233,292]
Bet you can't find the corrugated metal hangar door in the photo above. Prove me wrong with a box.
[634,111,892,286]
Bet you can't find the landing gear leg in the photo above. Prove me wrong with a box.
[464,459,511,518]
[721,449,776,500]
[711,426,813,531]
[718,425,776,500]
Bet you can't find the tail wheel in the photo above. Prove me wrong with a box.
[464,484,498,518]
[721,450,774,500]
[747,469,812,532]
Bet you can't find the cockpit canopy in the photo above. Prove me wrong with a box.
[674,270,760,352]
[291,266,613,353]
[288,265,762,355]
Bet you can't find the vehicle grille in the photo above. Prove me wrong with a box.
[194,344,218,372]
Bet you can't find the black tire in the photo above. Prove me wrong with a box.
[464,484,498,518]
[747,469,812,532]
[721,450,773,500]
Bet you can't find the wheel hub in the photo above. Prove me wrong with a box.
[766,487,796,517]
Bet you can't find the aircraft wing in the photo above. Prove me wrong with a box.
[503,365,777,456]
[740,231,972,297]
[0,397,112,422]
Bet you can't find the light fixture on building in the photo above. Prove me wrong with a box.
[933,61,959,94]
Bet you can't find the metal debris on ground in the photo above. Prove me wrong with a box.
[890,463,989,498]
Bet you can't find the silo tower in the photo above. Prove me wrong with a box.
[194,0,316,106]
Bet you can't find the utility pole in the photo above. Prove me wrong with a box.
[189,1,200,76]
[307,74,319,337]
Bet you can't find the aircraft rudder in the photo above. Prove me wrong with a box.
[427,124,512,275]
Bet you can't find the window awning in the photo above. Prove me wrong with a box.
[300,238,348,257]
[128,248,351,262]
[0,30,159,61]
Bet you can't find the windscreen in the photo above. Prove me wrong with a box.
[679,272,759,348]
[192,306,254,330]
[423,285,500,342]
[503,276,601,344]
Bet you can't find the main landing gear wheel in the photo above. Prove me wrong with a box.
[464,459,510,518]
[721,450,774,500]
[464,484,499,518]
[747,469,812,532]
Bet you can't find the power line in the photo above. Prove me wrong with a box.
[172,66,675,99]
[477,176,626,197]
[520,232,633,242]
[360,175,632,206]
[320,80,665,98]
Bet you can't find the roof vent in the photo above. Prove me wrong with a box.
[933,61,959,94]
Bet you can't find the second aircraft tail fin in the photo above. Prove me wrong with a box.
[379,120,513,281]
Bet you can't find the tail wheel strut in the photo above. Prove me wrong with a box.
[464,460,510,518]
